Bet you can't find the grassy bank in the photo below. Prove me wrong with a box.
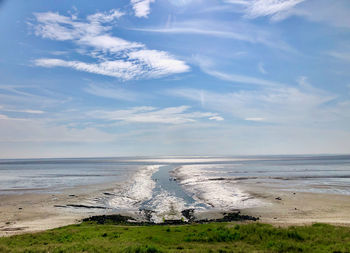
[0,221,350,252]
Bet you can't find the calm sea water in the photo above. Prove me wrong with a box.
[0,158,142,194]
[201,155,350,195]
[0,155,350,195]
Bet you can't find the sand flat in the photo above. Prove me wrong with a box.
[241,184,350,227]
[1,185,350,237]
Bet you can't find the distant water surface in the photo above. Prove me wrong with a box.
[183,155,350,195]
[0,155,350,196]
[0,158,142,194]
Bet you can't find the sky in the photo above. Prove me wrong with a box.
[0,0,350,158]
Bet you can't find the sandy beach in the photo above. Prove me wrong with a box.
[1,182,350,237]
[0,181,130,237]
[241,185,350,227]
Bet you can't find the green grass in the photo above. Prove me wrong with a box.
[0,222,350,252]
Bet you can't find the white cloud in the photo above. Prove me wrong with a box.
[245,117,264,121]
[131,0,155,18]
[225,0,350,28]
[224,0,306,21]
[87,9,124,23]
[128,50,190,77]
[35,58,143,80]
[32,11,189,80]
[247,0,306,20]
[89,106,223,124]
[209,116,224,121]
[33,12,98,41]
[35,51,189,80]
[79,35,144,53]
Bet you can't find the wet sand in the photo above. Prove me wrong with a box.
[1,182,350,237]
[0,182,132,237]
[240,184,350,227]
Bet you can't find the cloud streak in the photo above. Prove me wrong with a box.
[132,19,294,51]
[167,76,342,126]
[89,106,224,124]
[84,83,144,102]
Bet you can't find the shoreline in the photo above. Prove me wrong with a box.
[1,183,350,237]
[0,180,128,237]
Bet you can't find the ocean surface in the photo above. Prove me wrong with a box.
[1,155,350,221]
[0,158,141,194]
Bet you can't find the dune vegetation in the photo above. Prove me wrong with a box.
[0,220,350,252]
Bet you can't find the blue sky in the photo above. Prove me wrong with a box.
[1,0,350,158]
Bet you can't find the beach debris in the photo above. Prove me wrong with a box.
[1,227,28,232]
[220,212,259,222]
[82,210,259,226]
[83,214,136,224]
[181,208,195,222]
[53,205,66,208]
[275,197,282,200]
[54,204,108,209]
[139,209,155,222]
[66,204,108,209]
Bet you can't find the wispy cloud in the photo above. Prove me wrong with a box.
[131,19,293,51]
[87,9,124,23]
[224,0,306,21]
[32,11,189,80]
[0,85,67,109]
[291,0,350,28]
[327,51,350,62]
[193,56,284,87]
[167,76,341,125]
[0,118,115,143]
[245,117,264,121]
[34,58,139,80]
[84,83,144,101]
[258,62,267,74]
[128,50,189,77]
[248,0,305,20]
[131,0,155,18]
[89,106,223,124]
[224,0,350,28]
[206,70,283,87]
[0,108,44,114]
